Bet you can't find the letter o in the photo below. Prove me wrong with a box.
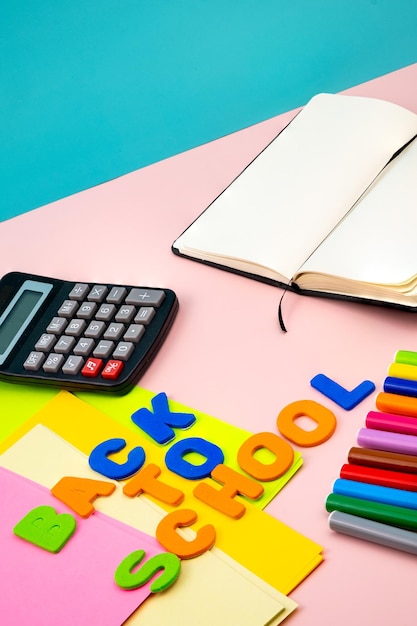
[277,400,337,447]
[165,437,224,480]
[237,432,294,480]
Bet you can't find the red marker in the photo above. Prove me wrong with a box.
[340,463,417,492]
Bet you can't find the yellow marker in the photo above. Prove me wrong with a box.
[389,362,417,382]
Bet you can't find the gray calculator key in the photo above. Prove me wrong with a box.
[115,305,136,323]
[74,338,95,356]
[113,341,135,361]
[69,283,90,301]
[43,353,65,373]
[85,320,105,338]
[77,301,98,319]
[125,288,165,307]
[107,286,127,304]
[35,333,57,352]
[134,307,155,325]
[93,340,114,358]
[87,285,108,302]
[58,300,79,318]
[23,351,46,371]
[47,317,68,334]
[55,336,76,353]
[104,323,125,341]
[96,303,116,321]
[124,324,145,343]
[66,318,87,336]
[62,355,84,375]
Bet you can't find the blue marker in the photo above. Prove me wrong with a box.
[384,376,417,398]
[333,478,417,510]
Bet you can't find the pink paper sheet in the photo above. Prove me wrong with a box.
[0,466,166,626]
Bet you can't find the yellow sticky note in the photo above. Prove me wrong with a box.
[0,391,322,593]
[0,424,297,625]
[77,386,303,507]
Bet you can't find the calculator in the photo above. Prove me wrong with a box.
[0,272,178,394]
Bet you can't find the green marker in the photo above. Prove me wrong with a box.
[325,493,417,531]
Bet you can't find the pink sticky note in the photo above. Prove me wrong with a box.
[0,466,168,625]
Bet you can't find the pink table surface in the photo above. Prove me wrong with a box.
[1,63,417,625]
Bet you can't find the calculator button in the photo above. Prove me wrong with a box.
[106,287,127,304]
[85,320,105,338]
[87,285,108,302]
[124,324,145,343]
[115,305,136,323]
[23,351,46,371]
[93,340,114,358]
[101,360,124,380]
[74,338,95,356]
[57,300,79,318]
[66,319,87,337]
[126,288,165,307]
[96,303,116,321]
[104,323,125,341]
[77,301,98,319]
[43,353,65,373]
[47,317,68,334]
[134,307,155,325]
[81,358,103,378]
[69,283,90,301]
[55,336,76,354]
[113,341,135,361]
[62,355,84,375]
[35,333,57,352]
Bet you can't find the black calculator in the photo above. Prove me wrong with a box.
[0,272,178,394]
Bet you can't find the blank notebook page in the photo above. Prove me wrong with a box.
[175,94,417,281]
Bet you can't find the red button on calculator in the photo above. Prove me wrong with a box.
[101,360,124,380]
[81,358,103,377]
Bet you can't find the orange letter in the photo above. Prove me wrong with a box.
[193,464,264,519]
[237,432,294,480]
[156,509,216,559]
[277,400,337,447]
[51,476,116,518]
[123,463,184,506]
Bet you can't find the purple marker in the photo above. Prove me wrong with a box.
[357,427,417,456]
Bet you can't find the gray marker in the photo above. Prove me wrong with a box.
[328,510,417,555]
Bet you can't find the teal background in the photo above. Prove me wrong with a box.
[1,1,417,221]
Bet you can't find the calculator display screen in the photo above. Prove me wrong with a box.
[0,280,53,365]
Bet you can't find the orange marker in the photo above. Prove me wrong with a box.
[376,392,417,418]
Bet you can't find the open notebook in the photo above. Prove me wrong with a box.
[172,93,417,311]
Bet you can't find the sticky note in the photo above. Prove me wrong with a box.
[0,391,322,595]
[0,466,164,625]
[0,424,298,624]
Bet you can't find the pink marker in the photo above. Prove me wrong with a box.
[366,411,417,437]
